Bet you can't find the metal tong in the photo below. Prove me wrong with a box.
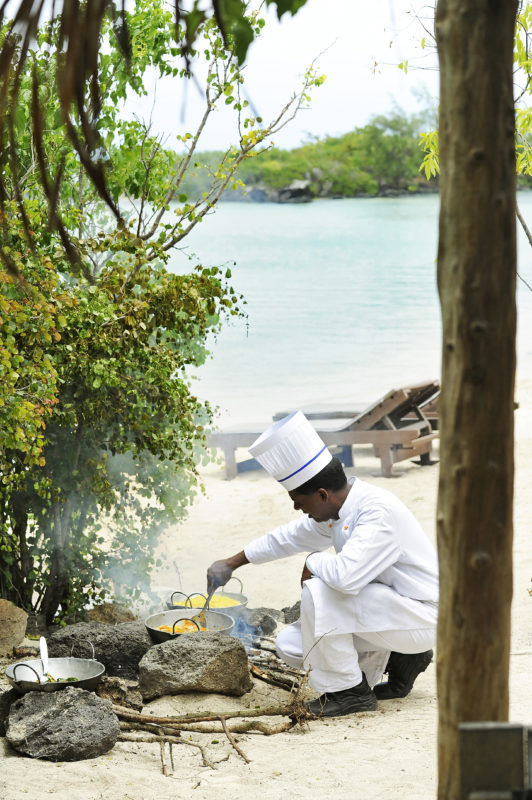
[191,586,216,628]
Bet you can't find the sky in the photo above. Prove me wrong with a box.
[124,0,440,152]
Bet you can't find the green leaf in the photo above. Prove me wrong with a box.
[265,0,308,19]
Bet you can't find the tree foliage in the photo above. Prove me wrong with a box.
[185,109,438,198]
[419,1,532,189]
[0,0,309,274]
[0,0,320,623]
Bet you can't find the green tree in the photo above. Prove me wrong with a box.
[231,109,435,197]
[0,1,321,624]
[0,0,309,269]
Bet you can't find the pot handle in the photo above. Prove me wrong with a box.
[223,576,244,593]
[185,592,207,607]
[13,663,42,683]
[169,591,189,606]
[70,639,96,660]
[172,618,201,634]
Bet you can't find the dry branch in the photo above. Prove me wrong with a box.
[120,717,294,736]
[249,662,297,691]
[219,715,250,763]
[119,731,215,769]
[113,704,292,726]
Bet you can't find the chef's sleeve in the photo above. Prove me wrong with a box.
[305,504,402,593]
[244,517,332,564]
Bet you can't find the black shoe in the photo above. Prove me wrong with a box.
[305,674,377,718]
[374,650,433,700]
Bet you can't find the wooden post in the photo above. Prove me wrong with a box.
[435,2,518,798]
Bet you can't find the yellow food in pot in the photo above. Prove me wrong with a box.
[173,595,240,608]
[158,620,206,634]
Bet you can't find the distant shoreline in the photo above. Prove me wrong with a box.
[222,181,440,204]
[221,183,532,205]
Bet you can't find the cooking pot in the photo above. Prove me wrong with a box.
[145,608,234,644]
[5,642,105,694]
[166,577,248,616]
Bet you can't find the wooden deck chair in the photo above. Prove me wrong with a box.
[207,380,440,480]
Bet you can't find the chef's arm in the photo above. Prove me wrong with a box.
[207,550,249,592]
[306,519,401,594]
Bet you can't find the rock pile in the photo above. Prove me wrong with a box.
[6,687,119,761]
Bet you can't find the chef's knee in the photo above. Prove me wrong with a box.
[275,621,303,667]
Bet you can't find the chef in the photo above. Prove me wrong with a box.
[207,411,438,718]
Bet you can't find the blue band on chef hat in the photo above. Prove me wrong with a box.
[278,445,328,484]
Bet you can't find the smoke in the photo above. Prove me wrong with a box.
[230,615,263,652]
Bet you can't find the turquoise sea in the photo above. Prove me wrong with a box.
[169,193,532,426]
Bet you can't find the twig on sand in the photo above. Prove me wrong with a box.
[219,715,251,763]
[119,731,215,770]
[159,740,167,775]
[169,742,175,772]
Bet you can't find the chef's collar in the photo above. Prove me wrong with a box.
[336,477,357,521]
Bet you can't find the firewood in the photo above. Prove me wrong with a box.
[113,704,292,726]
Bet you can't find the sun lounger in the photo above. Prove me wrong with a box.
[207,381,440,479]
[273,381,440,430]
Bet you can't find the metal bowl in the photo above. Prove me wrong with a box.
[5,656,105,694]
[166,577,248,616]
[145,609,234,644]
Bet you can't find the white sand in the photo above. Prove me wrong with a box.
[1,380,531,800]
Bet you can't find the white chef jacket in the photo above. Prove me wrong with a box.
[244,477,438,637]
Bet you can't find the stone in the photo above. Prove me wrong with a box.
[0,600,28,655]
[87,603,136,624]
[282,601,301,624]
[0,689,18,736]
[139,632,252,701]
[277,179,313,203]
[239,607,281,636]
[25,613,47,637]
[6,687,119,761]
[96,675,143,711]
[47,621,153,680]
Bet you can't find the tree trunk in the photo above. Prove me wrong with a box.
[40,501,69,625]
[435,2,517,799]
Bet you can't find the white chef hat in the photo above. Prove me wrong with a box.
[249,411,333,491]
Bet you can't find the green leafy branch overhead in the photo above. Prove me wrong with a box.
[0,0,309,275]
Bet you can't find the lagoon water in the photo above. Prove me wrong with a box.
[169,193,532,426]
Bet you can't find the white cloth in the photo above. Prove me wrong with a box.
[244,477,439,691]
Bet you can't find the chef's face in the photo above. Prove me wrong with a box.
[288,488,336,523]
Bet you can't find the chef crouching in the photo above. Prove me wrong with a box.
[207,411,438,718]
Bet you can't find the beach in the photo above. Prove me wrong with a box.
[1,374,531,800]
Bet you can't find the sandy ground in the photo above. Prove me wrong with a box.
[1,381,531,800]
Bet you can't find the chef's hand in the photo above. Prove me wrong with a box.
[207,559,234,592]
[207,550,249,593]
[300,562,314,586]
